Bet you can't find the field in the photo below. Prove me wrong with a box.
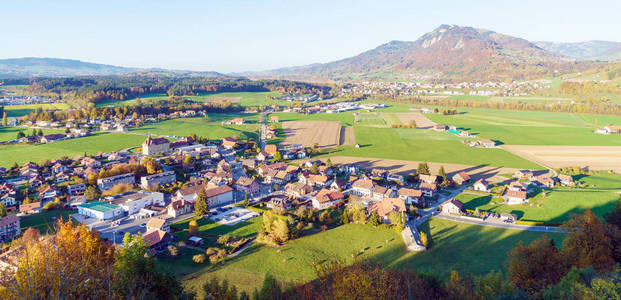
[340,127,356,146]
[424,108,621,146]
[456,172,621,223]
[131,116,260,141]
[394,112,436,129]
[3,103,71,117]
[0,132,145,167]
[280,121,342,148]
[0,127,65,142]
[501,145,621,172]
[173,219,564,296]
[20,210,76,234]
[96,92,290,108]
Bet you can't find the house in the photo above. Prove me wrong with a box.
[38,185,59,202]
[77,201,124,221]
[0,215,20,242]
[397,188,423,204]
[264,144,278,156]
[19,202,42,214]
[97,173,135,191]
[419,182,437,197]
[434,124,447,131]
[419,174,438,184]
[256,151,270,161]
[221,137,237,149]
[142,136,170,155]
[312,189,345,210]
[178,184,234,207]
[372,185,392,201]
[387,173,405,185]
[55,172,70,183]
[558,174,574,186]
[146,217,170,233]
[267,198,290,211]
[81,157,101,168]
[143,230,172,254]
[330,179,347,191]
[0,194,16,207]
[500,213,518,222]
[235,177,260,196]
[351,179,375,197]
[513,169,533,180]
[302,174,330,187]
[503,190,528,205]
[473,179,489,192]
[452,172,471,185]
[229,118,245,125]
[167,199,193,218]
[369,197,407,222]
[442,199,464,215]
[478,139,496,148]
[342,164,359,175]
[40,134,65,143]
[508,181,527,192]
[534,176,555,188]
[270,116,279,123]
[140,171,176,189]
[596,125,621,134]
[371,169,388,179]
[52,163,68,174]
[284,182,313,199]
[67,183,86,196]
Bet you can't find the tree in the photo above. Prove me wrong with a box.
[84,185,101,201]
[438,166,447,183]
[22,196,31,204]
[326,158,333,167]
[16,131,25,139]
[417,162,430,176]
[341,211,350,224]
[0,220,116,299]
[310,163,319,174]
[272,151,282,162]
[561,209,618,273]
[507,235,568,296]
[2,111,7,127]
[188,220,198,236]
[369,211,381,227]
[195,189,209,217]
[193,254,206,264]
[319,210,333,225]
[604,197,621,229]
[388,212,400,225]
[37,129,43,136]
[419,231,429,248]
[0,203,7,218]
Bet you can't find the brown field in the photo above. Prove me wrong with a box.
[501,145,621,172]
[205,97,241,103]
[314,156,538,183]
[394,113,437,129]
[340,126,356,146]
[280,121,341,148]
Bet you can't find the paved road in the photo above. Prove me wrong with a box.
[435,214,564,233]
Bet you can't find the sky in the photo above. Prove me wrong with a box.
[2,0,621,73]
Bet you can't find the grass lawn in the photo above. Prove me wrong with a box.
[4,103,70,117]
[171,216,261,247]
[96,92,289,108]
[271,112,356,126]
[174,219,564,296]
[20,210,76,234]
[0,127,64,142]
[456,173,621,223]
[0,132,145,167]
[130,116,259,140]
[324,126,543,169]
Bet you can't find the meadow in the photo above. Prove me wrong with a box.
[456,172,621,223]
[20,210,76,234]
[167,218,564,296]
[130,116,260,140]
[4,103,70,117]
[96,91,290,108]
[0,127,65,142]
[0,132,145,167]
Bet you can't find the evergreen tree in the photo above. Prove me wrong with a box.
[2,112,7,127]
[417,162,430,175]
[438,166,447,183]
[369,211,381,227]
[195,189,209,217]
[341,210,350,224]
[37,129,43,136]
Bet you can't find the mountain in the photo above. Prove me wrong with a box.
[264,25,587,81]
[0,57,226,79]
[535,41,621,60]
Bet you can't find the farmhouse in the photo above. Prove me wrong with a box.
[442,199,464,215]
[513,169,534,180]
[503,190,528,205]
[312,188,345,210]
[167,199,193,218]
[97,173,135,191]
[397,188,423,204]
[40,134,65,143]
[595,125,621,134]
[285,182,313,199]
[369,197,407,222]
[558,174,574,186]
[351,179,375,197]
[452,172,471,185]
[419,182,437,197]
[221,137,237,149]
[142,136,170,155]
[419,174,438,184]
[473,178,489,192]
[146,217,170,233]
[143,230,172,254]
[229,118,245,125]
[235,177,260,196]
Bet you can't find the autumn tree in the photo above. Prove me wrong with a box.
[84,185,101,201]
[194,189,209,217]
[561,209,618,273]
[507,235,568,296]
[188,220,198,236]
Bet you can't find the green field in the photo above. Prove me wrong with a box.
[20,210,76,234]
[171,217,261,247]
[169,219,564,295]
[96,91,290,108]
[131,116,260,140]
[3,103,71,117]
[456,172,621,223]
[0,127,65,142]
[0,132,144,167]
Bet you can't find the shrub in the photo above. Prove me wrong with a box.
[192,254,206,264]
[167,245,179,257]
[188,220,198,236]
[217,234,231,245]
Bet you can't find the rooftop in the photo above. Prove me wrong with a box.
[78,201,120,213]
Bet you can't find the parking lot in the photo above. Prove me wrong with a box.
[209,205,260,225]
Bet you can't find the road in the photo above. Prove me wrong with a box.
[435,214,564,233]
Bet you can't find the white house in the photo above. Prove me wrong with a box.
[77,201,124,221]
[473,179,489,192]
[442,199,464,215]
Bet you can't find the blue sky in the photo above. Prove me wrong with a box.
[2,0,620,72]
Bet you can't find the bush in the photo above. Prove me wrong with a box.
[167,245,179,257]
[188,220,198,236]
[217,234,231,245]
[192,254,206,264]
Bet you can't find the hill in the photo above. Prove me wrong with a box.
[263,25,590,81]
[535,40,621,60]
